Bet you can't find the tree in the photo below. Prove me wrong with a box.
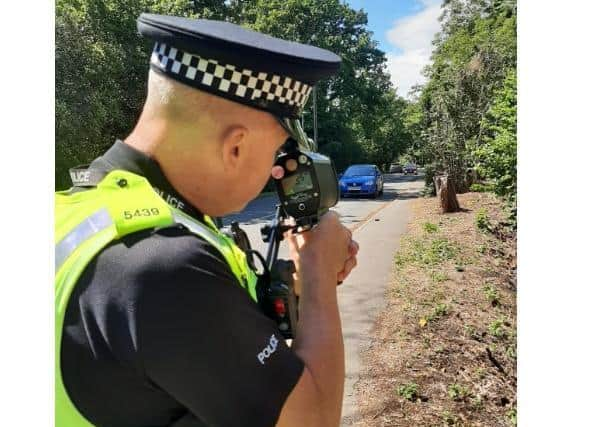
[56,0,410,188]
[473,68,516,200]
[56,0,231,189]
[415,0,516,192]
[234,0,409,171]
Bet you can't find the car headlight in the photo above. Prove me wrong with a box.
[364,180,374,186]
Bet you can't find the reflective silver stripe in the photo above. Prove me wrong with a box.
[172,212,222,247]
[55,208,113,271]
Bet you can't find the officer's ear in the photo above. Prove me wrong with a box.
[220,125,248,173]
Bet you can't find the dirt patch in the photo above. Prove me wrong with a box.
[352,193,516,427]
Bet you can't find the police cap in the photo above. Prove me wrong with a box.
[137,13,341,121]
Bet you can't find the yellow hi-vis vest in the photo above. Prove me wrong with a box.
[55,170,258,426]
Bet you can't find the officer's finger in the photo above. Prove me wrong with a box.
[337,255,358,283]
[349,239,359,256]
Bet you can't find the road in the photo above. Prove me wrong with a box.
[221,173,424,258]
[221,173,425,425]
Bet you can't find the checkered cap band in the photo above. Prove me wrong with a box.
[150,42,313,117]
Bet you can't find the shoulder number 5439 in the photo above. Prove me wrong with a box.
[123,208,160,220]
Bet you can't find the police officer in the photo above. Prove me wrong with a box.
[56,14,358,427]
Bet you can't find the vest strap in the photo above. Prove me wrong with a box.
[172,212,222,247]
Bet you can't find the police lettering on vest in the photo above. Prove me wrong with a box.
[153,187,185,210]
[70,169,91,186]
[257,334,279,365]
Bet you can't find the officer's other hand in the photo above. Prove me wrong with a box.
[286,211,358,293]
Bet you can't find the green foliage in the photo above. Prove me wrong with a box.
[464,324,480,340]
[473,68,517,200]
[448,383,470,401]
[507,407,517,426]
[56,0,413,188]
[442,410,460,426]
[488,317,507,338]
[421,302,450,326]
[471,394,484,410]
[397,382,419,401]
[408,0,516,194]
[55,0,228,189]
[422,222,439,233]
[483,284,500,306]
[56,0,516,208]
[397,237,459,267]
[426,238,459,264]
[470,182,495,192]
[506,343,516,360]
[475,208,492,232]
[426,303,449,323]
[422,163,437,196]
[430,270,449,283]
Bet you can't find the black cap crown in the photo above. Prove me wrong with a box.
[137,14,341,119]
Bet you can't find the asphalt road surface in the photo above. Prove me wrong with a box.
[221,172,424,258]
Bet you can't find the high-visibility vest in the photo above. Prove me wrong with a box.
[55,169,258,426]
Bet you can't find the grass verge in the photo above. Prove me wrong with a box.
[353,192,516,427]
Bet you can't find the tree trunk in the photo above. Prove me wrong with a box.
[434,175,460,213]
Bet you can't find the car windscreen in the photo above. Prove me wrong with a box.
[343,166,374,177]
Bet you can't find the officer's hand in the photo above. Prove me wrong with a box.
[286,211,358,294]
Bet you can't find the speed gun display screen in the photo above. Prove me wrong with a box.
[282,171,314,196]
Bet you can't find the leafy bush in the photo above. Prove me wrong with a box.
[483,284,500,306]
[423,222,439,233]
[448,383,470,401]
[488,318,507,338]
[475,208,492,232]
[397,382,419,401]
[423,303,449,325]
[470,182,495,193]
[432,303,449,318]
[507,407,517,426]
[474,69,517,201]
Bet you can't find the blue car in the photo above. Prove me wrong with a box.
[339,164,384,198]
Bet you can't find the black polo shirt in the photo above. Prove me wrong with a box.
[61,141,304,427]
